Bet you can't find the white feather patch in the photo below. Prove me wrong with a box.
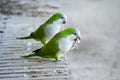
[45,19,63,43]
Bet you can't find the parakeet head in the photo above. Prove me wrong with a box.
[51,27,81,47]
[62,27,81,49]
[73,28,81,43]
[66,27,81,43]
[46,12,67,24]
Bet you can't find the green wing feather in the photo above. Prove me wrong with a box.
[32,24,46,44]
[45,12,63,24]
[39,40,59,58]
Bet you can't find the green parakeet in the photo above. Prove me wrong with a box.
[22,27,81,61]
[17,12,67,45]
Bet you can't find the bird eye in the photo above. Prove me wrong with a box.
[74,33,77,35]
[61,16,64,19]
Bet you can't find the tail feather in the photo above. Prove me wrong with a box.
[22,53,37,58]
[33,48,42,56]
[16,36,32,39]
[22,48,42,58]
[32,48,41,53]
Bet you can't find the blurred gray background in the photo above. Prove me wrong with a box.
[61,0,120,80]
[0,0,120,80]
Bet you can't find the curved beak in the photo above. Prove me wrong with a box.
[62,20,66,24]
[71,36,81,49]
[76,36,81,43]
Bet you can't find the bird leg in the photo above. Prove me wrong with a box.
[55,56,61,62]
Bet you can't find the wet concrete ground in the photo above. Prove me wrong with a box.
[0,0,120,80]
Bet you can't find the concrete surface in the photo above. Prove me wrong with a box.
[0,0,120,80]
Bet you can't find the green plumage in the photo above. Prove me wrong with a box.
[17,12,65,45]
[45,12,64,24]
[22,27,76,61]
